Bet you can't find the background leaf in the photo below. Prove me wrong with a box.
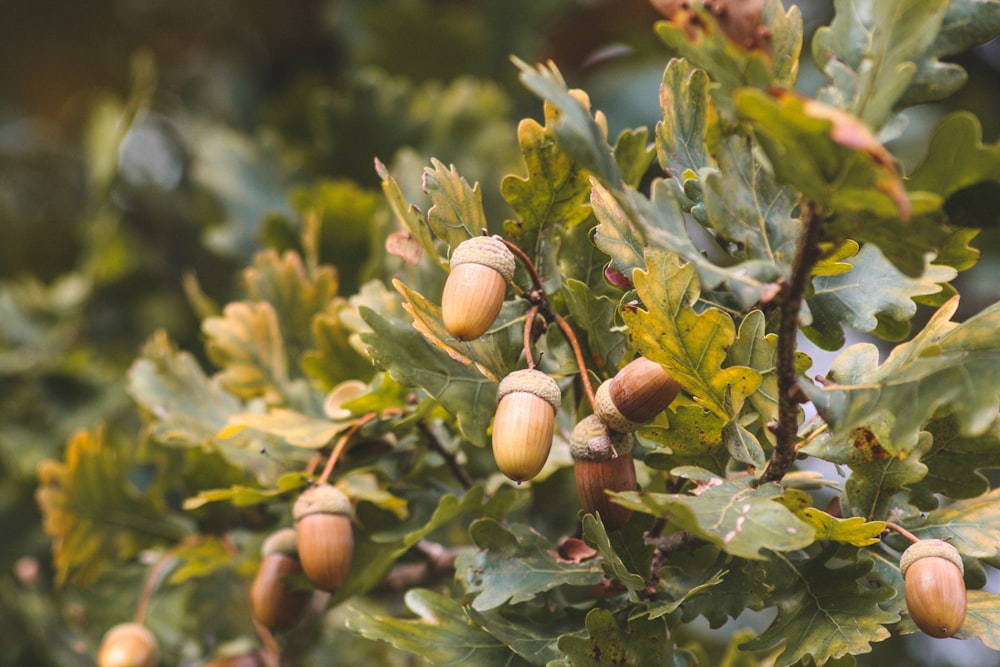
[556,608,674,667]
[424,158,487,247]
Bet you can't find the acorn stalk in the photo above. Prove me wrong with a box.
[441,235,516,341]
[492,368,561,482]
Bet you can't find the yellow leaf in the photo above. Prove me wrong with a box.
[799,508,886,547]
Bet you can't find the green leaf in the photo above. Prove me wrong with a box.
[906,487,1000,559]
[659,546,770,629]
[656,58,712,178]
[128,331,243,447]
[653,0,802,114]
[909,416,1000,503]
[643,406,730,476]
[424,158,488,247]
[735,88,910,221]
[501,107,593,258]
[908,112,1000,205]
[375,158,445,270]
[700,134,800,269]
[901,0,1000,107]
[218,408,345,449]
[726,311,778,437]
[797,509,885,546]
[242,249,339,365]
[360,304,497,447]
[803,243,953,350]
[394,278,523,382]
[613,127,656,189]
[581,514,647,594]
[959,590,1000,648]
[613,468,815,560]
[181,471,308,510]
[343,486,515,604]
[560,280,628,373]
[623,251,761,420]
[202,301,290,403]
[811,0,948,130]
[556,609,674,667]
[513,58,622,186]
[348,589,531,667]
[589,180,647,277]
[455,518,605,612]
[845,427,931,520]
[301,301,376,389]
[805,297,1000,452]
[36,427,186,586]
[740,552,898,667]
[467,605,579,665]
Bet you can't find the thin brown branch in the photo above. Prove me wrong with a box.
[318,411,378,484]
[375,542,472,593]
[759,200,826,484]
[885,521,920,544]
[553,312,596,411]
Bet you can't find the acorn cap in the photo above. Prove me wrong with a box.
[594,380,644,433]
[497,369,561,411]
[900,539,964,575]
[293,484,352,521]
[570,414,634,461]
[261,528,298,557]
[449,236,516,283]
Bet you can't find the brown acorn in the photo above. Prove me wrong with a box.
[441,235,516,341]
[293,484,354,593]
[250,528,312,633]
[492,368,561,482]
[900,539,967,638]
[97,622,159,667]
[571,414,637,531]
[595,357,680,432]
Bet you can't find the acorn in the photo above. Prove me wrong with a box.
[250,528,312,633]
[571,414,637,531]
[97,622,159,667]
[293,484,354,593]
[900,539,967,638]
[441,235,516,341]
[492,368,561,482]
[595,357,680,432]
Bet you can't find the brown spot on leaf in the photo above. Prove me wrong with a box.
[849,427,889,460]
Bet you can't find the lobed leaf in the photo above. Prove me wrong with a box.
[805,297,1000,452]
[740,552,898,667]
[556,609,675,667]
[623,251,761,420]
[643,406,731,477]
[656,58,713,178]
[455,518,605,612]
[501,104,593,259]
[424,158,487,248]
[36,427,186,586]
[906,487,1000,560]
[348,588,531,667]
[613,468,814,560]
[202,301,290,403]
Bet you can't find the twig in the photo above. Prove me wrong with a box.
[885,521,920,544]
[759,200,825,484]
[553,312,596,411]
[523,305,540,369]
[318,412,378,484]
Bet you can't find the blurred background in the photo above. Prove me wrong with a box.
[1,1,998,665]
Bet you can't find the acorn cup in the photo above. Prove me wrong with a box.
[293,484,354,593]
[492,368,561,483]
[250,528,313,633]
[441,235,516,341]
[900,539,967,638]
[571,414,637,531]
[595,357,680,432]
[97,622,159,667]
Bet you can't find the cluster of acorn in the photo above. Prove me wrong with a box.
[441,235,681,530]
[96,484,354,666]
